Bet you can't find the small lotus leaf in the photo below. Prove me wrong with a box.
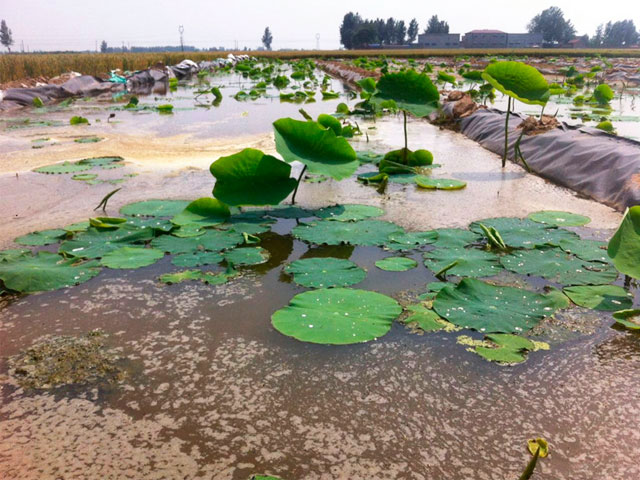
[15,229,67,246]
[100,247,164,269]
[424,247,503,278]
[171,251,223,267]
[612,309,640,330]
[375,257,417,272]
[223,247,269,266]
[469,217,577,249]
[33,161,92,175]
[172,198,230,226]
[416,177,466,190]
[284,258,366,288]
[59,226,154,259]
[120,200,191,217]
[293,220,403,246]
[527,211,591,227]
[563,285,633,311]
[315,204,384,222]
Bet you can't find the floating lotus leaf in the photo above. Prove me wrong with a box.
[210,148,298,206]
[284,257,366,288]
[223,247,269,266]
[375,256,417,272]
[72,173,98,181]
[424,247,503,278]
[315,204,384,222]
[607,206,640,280]
[356,151,384,164]
[15,229,67,246]
[100,246,164,269]
[171,251,223,267]
[78,156,124,167]
[33,161,92,175]
[416,177,466,190]
[171,198,231,226]
[481,61,550,106]
[0,249,30,262]
[160,267,237,285]
[403,308,452,332]
[432,228,480,248]
[469,217,577,249]
[372,70,440,117]
[527,210,591,227]
[120,199,191,217]
[223,222,272,235]
[474,333,537,364]
[273,118,358,180]
[292,220,403,246]
[74,136,102,143]
[384,231,438,251]
[528,438,549,458]
[63,221,90,233]
[358,172,427,185]
[271,288,402,345]
[59,226,154,259]
[89,217,127,229]
[152,230,243,254]
[170,225,205,237]
[592,84,614,104]
[563,285,633,311]
[0,251,101,293]
[558,238,610,264]
[264,206,316,219]
[500,247,618,286]
[433,278,563,333]
[612,309,640,330]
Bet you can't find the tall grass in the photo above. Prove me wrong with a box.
[1,48,638,83]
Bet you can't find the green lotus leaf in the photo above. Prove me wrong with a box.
[433,278,563,333]
[171,198,230,226]
[264,206,316,219]
[379,148,434,175]
[152,230,243,254]
[72,173,99,181]
[171,251,223,267]
[431,228,481,248]
[292,220,403,246]
[70,116,89,125]
[527,211,591,227]
[317,114,342,136]
[375,256,418,272]
[424,247,503,278]
[437,71,457,85]
[355,151,384,164]
[100,246,164,269]
[120,199,191,217]
[210,148,297,206]
[59,226,154,259]
[78,156,124,167]
[171,225,205,238]
[0,251,101,293]
[0,249,30,262]
[356,77,377,94]
[284,257,366,288]
[15,229,67,246]
[33,161,92,175]
[558,238,610,264]
[563,285,633,311]
[481,61,550,106]
[223,221,272,235]
[474,333,537,364]
[612,309,640,330]
[416,177,466,190]
[223,247,269,266]
[271,288,402,345]
[160,267,237,285]
[501,246,618,286]
[607,206,640,280]
[89,217,127,229]
[273,118,358,180]
[372,70,440,117]
[592,84,614,104]
[469,217,577,249]
[384,231,438,251]
[528,438,549,458]
[402,307,452,332]
[63,221,91,233]
[315,204,384,222]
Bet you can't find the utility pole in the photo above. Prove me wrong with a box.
[179,25,184,52]
[316,33,320,50]
[21,40,24,53]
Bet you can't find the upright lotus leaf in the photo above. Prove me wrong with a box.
[315,204,384,222]
[120,199,191,217]
[171,198,230,226]
[210,149,297,206]
[0,251,100,293]
[356,77,377,94]
[563,285,633,311]
[372,70,440,117]
[100,247,164,269]
[15,229,67,246]
[273,118,358,180]
[316,114,342,136]
[284,258,366,288]
[271,288,402,345]
[433,278,563,333]
[481,61,550,106]
[607,206,640,279]
[592,84,614,104]
[500,247,618,286]
[293,220,403,246]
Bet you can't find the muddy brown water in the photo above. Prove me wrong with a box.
[1,77,639,480]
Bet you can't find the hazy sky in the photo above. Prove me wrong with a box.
[2,1,639,51]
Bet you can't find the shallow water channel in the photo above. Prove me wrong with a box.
[1,70,639,480]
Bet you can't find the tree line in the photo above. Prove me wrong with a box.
[340,7,639,49]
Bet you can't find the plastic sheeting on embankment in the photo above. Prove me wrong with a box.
[453,106,640,211]
[0,55,250,112]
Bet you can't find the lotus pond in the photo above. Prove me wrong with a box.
[1,57,640,480]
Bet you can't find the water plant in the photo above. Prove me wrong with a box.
[481,61,550,167]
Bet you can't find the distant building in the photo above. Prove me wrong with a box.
[567,37,589,49]
[461,30,542,48]
[416,33,461,48]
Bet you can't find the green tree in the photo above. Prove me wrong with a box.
[0,20,14,52]
[384,17,396,45]
[339,12,362,49]
[262,27,273,50]
[602,20,639,47]
[100,40,108,53]
[591,24,604,47]
[407,18,419,43]
[424,15,449,34]
[351,22,378,48]
[527,6,576,44]
[395,20,407,44]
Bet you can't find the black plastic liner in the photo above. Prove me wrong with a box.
[457,107,640,211]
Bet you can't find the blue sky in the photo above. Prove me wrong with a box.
[2,0,638,51]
